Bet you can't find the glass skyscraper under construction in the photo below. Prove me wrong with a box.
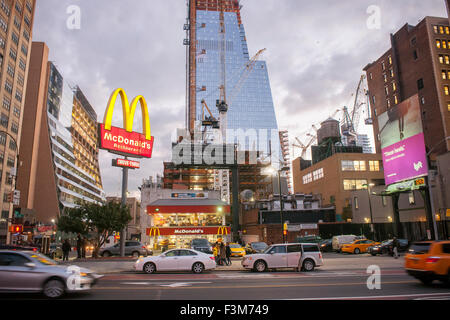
[186,0,281,161]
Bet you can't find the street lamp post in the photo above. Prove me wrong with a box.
[366,183,376,241]
[265,166,289,243]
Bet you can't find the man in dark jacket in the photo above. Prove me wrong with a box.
[392,237,399,259]
[76,234,82,259]
[62,239,71,261]
[225,243,232,266]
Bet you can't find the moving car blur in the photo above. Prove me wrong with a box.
[0,250,102,298]
[368,239,409,256]
[99,241,150,257]
[135,248,216,274]
[404,241,450,285]
[319,239,333,252]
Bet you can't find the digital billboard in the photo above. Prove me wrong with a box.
[377,94,428,185]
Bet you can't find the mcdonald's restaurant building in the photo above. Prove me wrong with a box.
[145,194,231,250]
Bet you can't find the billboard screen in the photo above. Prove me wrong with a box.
[377,94,428,185]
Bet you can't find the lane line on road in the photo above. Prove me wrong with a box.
[287,292,450,300]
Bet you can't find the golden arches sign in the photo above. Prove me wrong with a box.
[99,88,154,158]
[147,227,160,237]
[217,226,229,235]
[104,88,151,140]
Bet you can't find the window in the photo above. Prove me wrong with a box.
[302,173,312,185]
[0,133,5,145]
[392,82,397,91]
[4,81,12,94]
[440,55,445,64]
[6,156,14,167]
[7,64,14,77]
[1,1,10,16]
[440,26,445,34]
[408,192,415,205]
[11,32,18,45]
[21,44,28,56]
[417,78,424,90]
[17,74,24,86]
[15,90,22,102]
[442,244,450,254]
[268,246,286,254]
[13,106,20,118]
[444,41,448,49]
[448,102,450,112]
[312,168,324,181]
[443,70,448,80]
[302,245,319,252]
[24,15,31,28]
[0,113,8,128]
[9,48,17,61]
[445,85,450,96]
[387,99,391,108]
[420,96,425,105]
[13,16,20,29]
[23,30,29,41]
[384,86,389,95]
[413,50,418,60]
[446,26,450,34]
[2,98,10,111]
[0,37,4,48]
[0,16,7,32]
[394,95,398,105]
[369,161,380,171]
[10,121,18,134]
[26,1,32,13]
[19,59,26,71]
[383,74,387,83]
[390,69,394,77]
[369,73,373,80]
[446,55,450,65]
[287,245,302,253]
[388,56,392,65]
[354,197,359,209]
[342,160,366,171]
[343,179,368,191]
[381,61,385,70]
[437,39,442,49]
[372,95,376,104]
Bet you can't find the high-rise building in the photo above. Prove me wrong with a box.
[341,134,373,154]
[363,15,450,158]
[16,42,105,227]
[185,0,280,158]
[0,0,36,244]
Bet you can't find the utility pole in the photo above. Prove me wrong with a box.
[120,157,128,257]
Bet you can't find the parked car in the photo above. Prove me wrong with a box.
[245,242,268,254]
[368,239,409,256]
[229,243,246,257]
[405,241,450,285]
[341,239,380,254]
[332,235,362,252]
[241,243,323,272]
[190,238,213,254]
[296,235,322,243]
[319,239,333,252]
[99,241,149,257]
[0,250,102,298]
[135,248,216,274]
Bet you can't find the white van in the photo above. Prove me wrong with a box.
[332,235,362,252]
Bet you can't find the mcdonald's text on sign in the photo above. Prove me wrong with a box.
[146,226,231,236]
[112,158,140,169]
[99,88,154,158]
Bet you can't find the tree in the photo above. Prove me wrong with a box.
[57,201,132,258]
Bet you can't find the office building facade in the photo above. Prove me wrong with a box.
[0,0,36,243]
[186,0,280,159]
[16,42,105,226]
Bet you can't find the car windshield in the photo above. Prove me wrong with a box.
[408,243,431,255]
[25,252,58,266]
[263,246,274,254]
[230,244,241,248]
[381,240,392,245]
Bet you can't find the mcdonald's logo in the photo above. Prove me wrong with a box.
[147,227,160,237]
[99,88,154,158]
[217,226,229,235]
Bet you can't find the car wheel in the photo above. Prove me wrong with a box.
[143,262,156,274]
[254,260,267,273]
[354,248,360,254]
[132,251,140,258]
[43,279,65,299]
[371,253,376,256]
[192,262,204,274]
[418,277,433,285]
[302,259,315,272]
[102,251,111,257]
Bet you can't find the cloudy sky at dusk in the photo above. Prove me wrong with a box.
[32,0,445,198]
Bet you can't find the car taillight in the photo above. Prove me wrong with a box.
[426,257,440,263]
[32,248,37,252]
[209,257,215,261]
[319,253,322,259]
[142,246,146,249]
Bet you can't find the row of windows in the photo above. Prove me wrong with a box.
[439,54,450,65]
[436,39,450,50]
[343,179,368,191]
[302,168,324,185]
[433,25,450,35]
[341,160,381,172]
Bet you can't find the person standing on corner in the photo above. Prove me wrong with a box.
[392,237,399,259]
[62,239,71,261]
[76,234,82,259]
[225,242,232,266]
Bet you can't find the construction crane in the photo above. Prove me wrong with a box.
[341,74,371,145]
[292,134,316,159]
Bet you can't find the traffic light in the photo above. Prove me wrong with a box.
[9,224,23,233]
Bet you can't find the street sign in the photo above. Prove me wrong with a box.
[13,190,20,206]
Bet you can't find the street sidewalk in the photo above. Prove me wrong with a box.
[59,254,405,274]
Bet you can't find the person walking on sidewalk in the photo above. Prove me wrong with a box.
[213,244,219,265]
[225,243,232,266]
[76,234,82,259]
[219,242,226,266]
[81,237,87,259]
[392,237,399,259]
[62,239,71,261]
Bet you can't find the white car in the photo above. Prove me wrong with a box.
[241,243,324,272]
[134,249,216,274]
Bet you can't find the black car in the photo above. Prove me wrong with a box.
[190,238,212,254]
[245,242,268,254]
[368,239,409,256]
[319,239,333,252]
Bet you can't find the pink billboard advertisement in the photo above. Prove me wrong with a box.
[378,94,428,185]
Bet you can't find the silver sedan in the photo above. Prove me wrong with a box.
[0,250,103,298]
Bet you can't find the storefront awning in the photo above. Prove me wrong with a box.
[147,199,230,214]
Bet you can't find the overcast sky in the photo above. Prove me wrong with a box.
[32,0,446,198]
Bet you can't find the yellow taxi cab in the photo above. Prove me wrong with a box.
[405,241,450,285]
[229,243,246,257]
[341,239,380,254]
